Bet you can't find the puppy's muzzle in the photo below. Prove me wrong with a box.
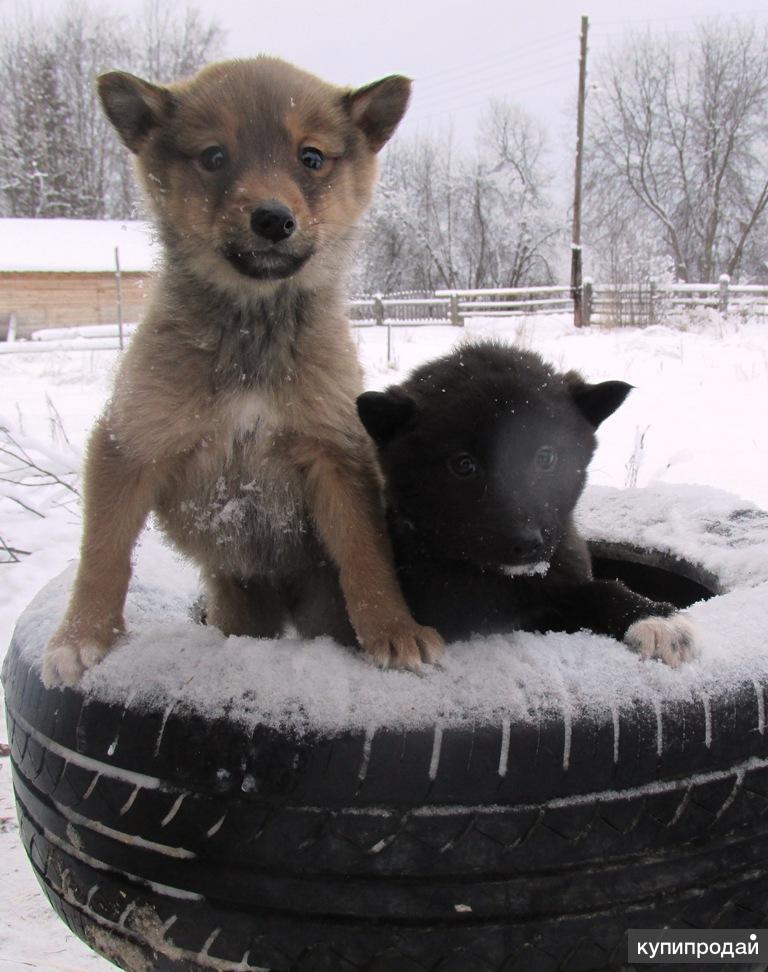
[251,202,296,243]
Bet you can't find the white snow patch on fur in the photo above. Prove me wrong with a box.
[499,561,550,577]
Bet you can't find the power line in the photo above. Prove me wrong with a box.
[415,30,574,85]
[407,69,575,127]
[590,7,768,29]
[415,49,575,105]
[413,53,576,112]
[410,8,768,128]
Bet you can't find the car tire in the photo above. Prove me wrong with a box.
[4,485,768,971]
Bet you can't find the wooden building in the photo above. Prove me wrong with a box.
[0,219,157,339]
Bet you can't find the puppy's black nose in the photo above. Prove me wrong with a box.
[509,526,544,559]
[250,203,296,242]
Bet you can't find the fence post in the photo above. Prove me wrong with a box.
[719,274,730,315]
[114,246,124,351]
[582,279,592,326]
[373,294,384,328]
[6,312,17,343]
[372,294,394,364]
[648,279,658,326]
[449,292,462,327]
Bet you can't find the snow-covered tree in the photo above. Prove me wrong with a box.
[0,1,223,219]
[585,21,768,283]
[356,101,559,294]
[467,100,559,288]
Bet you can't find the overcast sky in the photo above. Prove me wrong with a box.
[205,0,768,143]
[15,0,768,189]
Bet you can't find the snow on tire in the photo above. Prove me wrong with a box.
[4,483,768,972]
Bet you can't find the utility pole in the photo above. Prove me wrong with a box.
[571,14,589,328]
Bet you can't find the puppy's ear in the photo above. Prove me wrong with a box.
[97,71,175,153]
[570,380,633,427]
[357,390,415,446]
[346,76,411,152]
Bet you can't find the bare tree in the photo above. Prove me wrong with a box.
[586,21,768,283]
[56,5,129,218]
[356,134,463,293]
[135,0,224,83]
[357,101,558,294]
[469,100,559,287]
[0,27,81,216]
[0,1,224,219]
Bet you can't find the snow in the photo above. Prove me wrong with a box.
[2,310,768,968]
[9,484,768,733]
[0,219,158,273]
[30,324,139,341]
[578,483,768,592]
[11,480,767,737]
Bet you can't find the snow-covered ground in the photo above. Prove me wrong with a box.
[2,310,768,969]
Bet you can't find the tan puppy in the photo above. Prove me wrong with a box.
[42,57,443,687]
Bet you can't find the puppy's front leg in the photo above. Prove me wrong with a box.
[42,419,158,687]
[298,442,443,670]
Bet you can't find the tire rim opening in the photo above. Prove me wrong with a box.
[589,540,720,609]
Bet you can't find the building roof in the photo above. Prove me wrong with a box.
[0,219,158,273]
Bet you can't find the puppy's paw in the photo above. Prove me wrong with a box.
[42,624,119,688]
[42,641,86,688]
[624,614,698,668]
[363,620,444,672]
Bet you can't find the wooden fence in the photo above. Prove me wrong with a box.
[3,278,767,353]
[436,277,768,326]
[349,294,458,327]
[588,278,768,326]
[435,286,573,318]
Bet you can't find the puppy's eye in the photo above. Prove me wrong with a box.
[200,146,227,172]
[535,446,558,471]
[300,146,325,171]
[448,453,478,479]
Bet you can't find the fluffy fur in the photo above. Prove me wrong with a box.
[357,342,697,666]
[42,57,443,686]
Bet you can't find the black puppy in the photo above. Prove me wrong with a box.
[357,341,696,666]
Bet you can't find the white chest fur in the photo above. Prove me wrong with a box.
[227,391,279,440]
